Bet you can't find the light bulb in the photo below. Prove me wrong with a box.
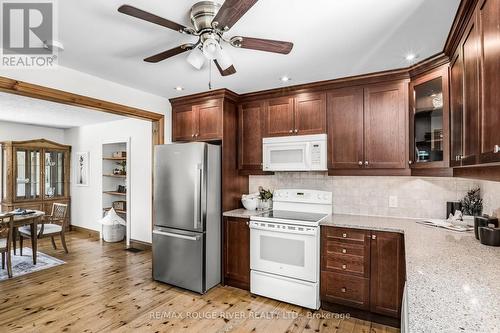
[187,47,205,70]
[216,48,233,70]
[202,37,221,60]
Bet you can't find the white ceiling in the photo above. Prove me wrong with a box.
[0,92,126,128]
[59,0,461,99]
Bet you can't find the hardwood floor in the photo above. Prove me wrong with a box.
[0,232,399,333]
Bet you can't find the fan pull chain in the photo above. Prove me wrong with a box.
[208,61,212,90]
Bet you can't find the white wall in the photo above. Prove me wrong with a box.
[250,173,500,219]
[0,121,65,142]
[65,118,153,243]
[0,65,172,142]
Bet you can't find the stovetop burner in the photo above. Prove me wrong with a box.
[252,210,328,224]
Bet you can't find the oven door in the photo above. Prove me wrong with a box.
[262,142,310,171]
[250,221,319,282]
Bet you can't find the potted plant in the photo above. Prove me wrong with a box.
[460,187,483,226]
[116,160,126,175]
[258,186,273,211]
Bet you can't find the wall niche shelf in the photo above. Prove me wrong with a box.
[102,141,130,247]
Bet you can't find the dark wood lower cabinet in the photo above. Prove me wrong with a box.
[223,217,250,290]
[321,226,406,322]
[370,231,406,318]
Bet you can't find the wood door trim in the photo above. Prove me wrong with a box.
[444,0,481,56]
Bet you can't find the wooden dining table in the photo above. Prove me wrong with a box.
[0,210,45,265]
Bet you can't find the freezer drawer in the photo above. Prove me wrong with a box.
[153,227,205,293]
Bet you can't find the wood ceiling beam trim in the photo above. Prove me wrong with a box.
[0,76,164,122]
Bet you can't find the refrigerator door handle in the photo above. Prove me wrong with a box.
[153,230,201,241]
[194,163,203,229]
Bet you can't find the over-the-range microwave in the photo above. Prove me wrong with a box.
[262,134,327,171]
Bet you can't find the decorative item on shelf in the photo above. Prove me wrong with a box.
[113,168,121,175]
[112,200,127,212]
[460,187,483,226]
[112,151,126,158]
[241,192,259,211]
[258,186,273,211]
[116,160,126,175]
[117,185,127,194]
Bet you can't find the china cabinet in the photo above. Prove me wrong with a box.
[1,139,71,222]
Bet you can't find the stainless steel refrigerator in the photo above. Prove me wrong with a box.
[153,142,221,293]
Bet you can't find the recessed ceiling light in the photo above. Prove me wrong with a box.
[405,53,418,62]
[174,86,184,91]
[280,76,291,82]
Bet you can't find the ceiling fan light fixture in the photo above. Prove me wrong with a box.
[187,47,206,70]
[202,37,221,60]
[216,48,233,70]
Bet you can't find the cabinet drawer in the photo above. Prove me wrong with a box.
[322,254,369,277]
[323,226,369,244]
[320,271,369,310]
[324,241,366,257]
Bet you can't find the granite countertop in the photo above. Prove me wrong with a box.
[321,214,500,333]
[222,208,269,219]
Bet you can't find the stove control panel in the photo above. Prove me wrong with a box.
[273,189,332,205]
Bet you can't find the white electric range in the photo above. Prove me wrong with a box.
[249,189,332,310]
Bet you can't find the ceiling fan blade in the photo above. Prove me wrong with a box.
[144,45,192,63]
[233,37,293,54]
[212,0,258,30]
[214,60,237,76]
[118,5,189,33]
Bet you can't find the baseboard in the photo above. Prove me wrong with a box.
[70,225,100,238]
[321,301,400,328]
[130,239,151,251]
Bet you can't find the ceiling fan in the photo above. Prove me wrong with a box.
[118,0,293,76]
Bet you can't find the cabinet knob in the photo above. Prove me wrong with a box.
[342,264,347,270]
[192,134,195,137]
[358,161,363,166]
[408,160,413,165]
[342,233,347,238]
[364,161,369,166]
[372,234,377,240]
[294,129,298,133]
[494,145,500,153]
[289,129,293,133]
[342,248,347,254]
[246,221,249,226]
[341,287,346,293]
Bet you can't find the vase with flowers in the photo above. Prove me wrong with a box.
[258,186,273,211]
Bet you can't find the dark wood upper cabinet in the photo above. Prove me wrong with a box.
[327,88,364,169]
[478,0,500,163]
[263,97,295,137]
[238,101,265,170]
[364,82,407,169]
[461,16,481,166]
[450,50,465,167]
[196,100,222,140]
[294,93,327,135]
[223,217,250,290]
[370,231,405,318]
[172,99,222,142]
[409,66,450,169]
[172,104,197,141]
[263,94,327,137]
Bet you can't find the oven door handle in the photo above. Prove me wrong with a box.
[249,222,317,236]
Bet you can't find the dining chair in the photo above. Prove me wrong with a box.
[0,214,15,278]
[18,203,69,254]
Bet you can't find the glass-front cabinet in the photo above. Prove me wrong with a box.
[409,66,450,169]
[1,139,70,218]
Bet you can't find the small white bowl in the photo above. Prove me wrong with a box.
[241,197,258,211]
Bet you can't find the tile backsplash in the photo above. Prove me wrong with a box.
[249,173,500,219]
